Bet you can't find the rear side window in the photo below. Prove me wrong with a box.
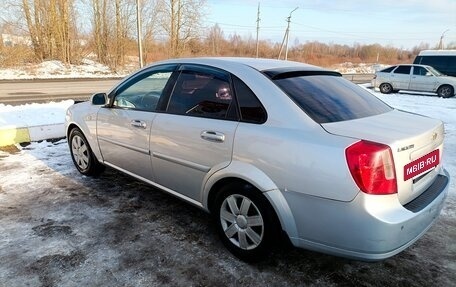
[393,66,411,74]
[232,77,267,124]
[273,76,392,123]
[166,68,236,120]
[380,66,396,73]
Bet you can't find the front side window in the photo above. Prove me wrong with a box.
[167,68,235,120]
[112,65,175,111]
[413,66,429,76]
[273,75,392,123]
[393,65,411,75]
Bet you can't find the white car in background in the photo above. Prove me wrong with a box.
[372,64,456,98]
[66,58,450,261]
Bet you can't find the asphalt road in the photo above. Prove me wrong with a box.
[0,75,373,106]
[0,79,122,105]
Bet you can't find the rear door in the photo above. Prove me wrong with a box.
[391,65,412,90]
[150,65,239,202]
[96,64,176,180]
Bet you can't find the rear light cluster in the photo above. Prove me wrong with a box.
[346,140,397,195]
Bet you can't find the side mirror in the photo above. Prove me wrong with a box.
[91,93,107,105]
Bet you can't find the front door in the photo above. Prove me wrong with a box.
[409,66,438,92]
[97,65,176,180]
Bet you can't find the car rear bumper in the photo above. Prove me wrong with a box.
[279,168,449,261]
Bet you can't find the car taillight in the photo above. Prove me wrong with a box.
[345,140,397,195]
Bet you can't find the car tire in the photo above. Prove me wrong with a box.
[379,83,393,94]
[437,85,455,98]
[213,181,281,262]
[69,128,105,176]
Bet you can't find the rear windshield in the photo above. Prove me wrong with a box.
[273,75,392,123]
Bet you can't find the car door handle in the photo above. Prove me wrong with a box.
[200,131,225,143]
[131,120,147,129]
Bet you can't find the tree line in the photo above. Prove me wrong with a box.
[0,0,452,70]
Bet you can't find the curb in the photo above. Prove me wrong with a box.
[0,123,65,147]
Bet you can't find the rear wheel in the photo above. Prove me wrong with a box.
[213,182,281,261]
[437,85,454,98]
[69,128,105,176]
[379,83,393,94]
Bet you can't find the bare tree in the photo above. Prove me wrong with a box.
[141,0,161,63]
[158,0,206,57]
[90,0,136,68]
[206,23,224,55]
[21,0,76,63]
[91,0,109,65]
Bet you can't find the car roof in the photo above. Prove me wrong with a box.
[418,50,456,56]
[383,64,435,70]
[152,57,327,73]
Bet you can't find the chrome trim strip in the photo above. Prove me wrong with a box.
[152,152,211,173]
[103,161,204,209]
[98,136,150,155]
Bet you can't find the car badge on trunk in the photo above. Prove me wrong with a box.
[397,144,415,152]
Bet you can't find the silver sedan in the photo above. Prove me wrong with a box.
[65,58,450,261]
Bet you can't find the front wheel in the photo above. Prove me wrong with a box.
[379,83,393,94]
[69,128,105,176]
[214,182,281,261]
[437,85,455,98]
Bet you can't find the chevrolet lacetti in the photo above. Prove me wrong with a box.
[65,58,450,261]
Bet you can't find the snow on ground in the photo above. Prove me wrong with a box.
[0,59,133,80]
[332,62,389,74]
[0,84,455,286]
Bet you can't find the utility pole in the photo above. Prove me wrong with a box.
[255,3,260,58]
[136,0,144,68]
[438,29,449,50]
[278,7,298,60]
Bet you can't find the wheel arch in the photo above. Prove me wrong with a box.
[66,122,81,139]
[66,121,104,163]
[203,161,299,239]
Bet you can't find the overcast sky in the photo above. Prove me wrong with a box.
[206,0,456,49]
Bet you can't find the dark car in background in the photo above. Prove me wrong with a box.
[414,50,456,77]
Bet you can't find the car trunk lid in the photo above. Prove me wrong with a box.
[322,109,445,205]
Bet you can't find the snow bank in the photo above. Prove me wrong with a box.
[0,100,73,128]
[0,60,131,80]
[332,62,390,74]
[0,100,73,145]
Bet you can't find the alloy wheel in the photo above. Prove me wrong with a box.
[220,194,264,250]
[71,135,89,170]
